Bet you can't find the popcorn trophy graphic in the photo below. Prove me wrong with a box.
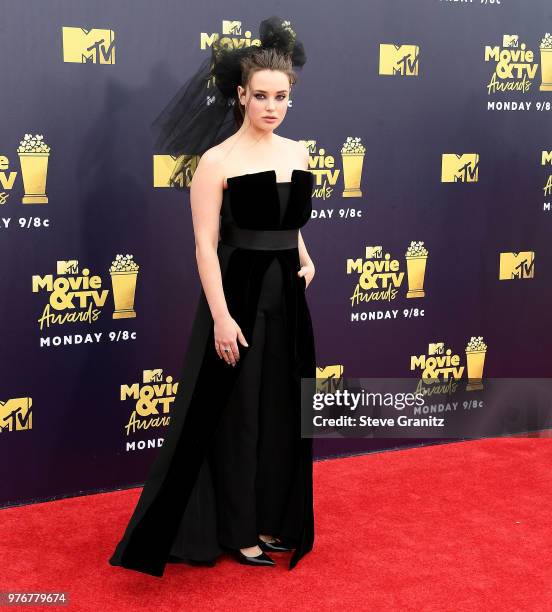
[17,134,50,204]
[340,137,365,197]
[110,254,139,319]
[405,241,428,298]
[465,336,487,391]
[540,33,552,91]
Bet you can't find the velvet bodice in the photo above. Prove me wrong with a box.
[221,169,313,231]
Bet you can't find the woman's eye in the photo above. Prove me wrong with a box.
[254,94,287,100]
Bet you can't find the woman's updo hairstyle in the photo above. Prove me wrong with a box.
[235,48,297,126]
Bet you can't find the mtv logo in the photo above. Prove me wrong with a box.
[153,154,198,188]
[441,154,479,182]
[379,44,420,76]
[62,27,116,64]
[0,398,33,432]
[429,343,444,355]
[222,21,242,36]
[365,246,383,259]
[57,260,78,275]
[315,365,344,393]
[503,35,519,48]
[301,140,317,153]
[499,252,535,280]
[143,369,163,383]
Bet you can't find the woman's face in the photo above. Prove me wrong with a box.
[238,69,290,131]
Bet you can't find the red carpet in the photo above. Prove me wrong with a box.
[2,437,551,611]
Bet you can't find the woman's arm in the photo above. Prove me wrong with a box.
[189,151,229,321]
[298,230,313,270]
[297,142,315,286]
[189,151,248,365]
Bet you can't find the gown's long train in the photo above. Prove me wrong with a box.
[109,169,316,577]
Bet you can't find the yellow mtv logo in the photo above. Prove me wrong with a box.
[316,365,343,393]
[153,155,198,188]
[441,154,479,182]
[499,252,535,280]
[62,27,116,64]
[429,343,444,355]
[503,35,519,48]
[222,21,242,36]
[379,44,420,76]
[300,140,317,153]
[0,398,32,432]
[57,260,78,275]
[143,369,163,383]
[365,246,383,259]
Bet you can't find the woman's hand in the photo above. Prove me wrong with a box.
[298,263,315,289]
[214,314,248,366]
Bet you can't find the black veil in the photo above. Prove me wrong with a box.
[150,16,307,190]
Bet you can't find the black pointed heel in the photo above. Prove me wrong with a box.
[229,547,275,566]
[258,537,293,553]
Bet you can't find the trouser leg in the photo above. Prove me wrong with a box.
[255,309,295,536]
[210,258,293,549]
[210,308,266,550]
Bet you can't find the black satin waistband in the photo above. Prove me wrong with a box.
[219,225,299,250]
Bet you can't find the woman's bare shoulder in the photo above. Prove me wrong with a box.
[197,138,244,188]
[278,135,309,168]
[191,146,227,189]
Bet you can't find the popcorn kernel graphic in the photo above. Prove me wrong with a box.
[17,134,50,204]
[340,136,366,198]
[109,254,139,319]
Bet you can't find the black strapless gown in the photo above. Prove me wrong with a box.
[109,168,316,577]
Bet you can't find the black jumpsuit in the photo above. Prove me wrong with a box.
[109,169,316,577]
[209,183,296,549]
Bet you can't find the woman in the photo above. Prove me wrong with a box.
[109,16,316,576]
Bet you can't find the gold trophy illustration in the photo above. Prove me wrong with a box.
[17,134,50,204]
[465,336,487,391]
[110,254,139,319]
[540,33,552,91]
[341,136,365,197]
[405,241,428,298]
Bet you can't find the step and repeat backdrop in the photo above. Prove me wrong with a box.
[1,0,551,506]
